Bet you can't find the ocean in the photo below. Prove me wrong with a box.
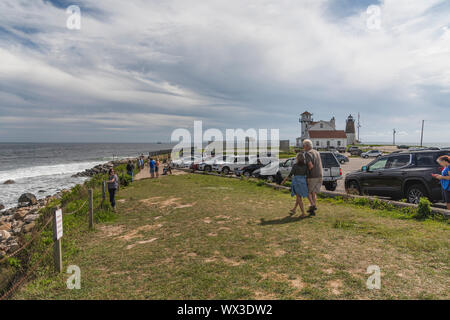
[0,143,175,210]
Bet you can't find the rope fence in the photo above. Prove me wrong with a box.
[0,181,112,299]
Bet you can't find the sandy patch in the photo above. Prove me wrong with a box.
[118,224,162,241]
[223,257,243,266]
[140,197,195,210]
[126,238,158,250]
[327,280,343,295]
[99,225,126,238]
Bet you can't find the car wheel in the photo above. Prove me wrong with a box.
[267,176,275,183]
[325,182,337,191]
[222,167,230,175]
[347,181,361,195]
[205,165,211,172]
[364,155,369,159]
[243,171,251,178]
[406,184,427,204]
[340,160,345,164]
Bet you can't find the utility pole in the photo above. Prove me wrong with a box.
[357,113,361,142]
[420,120,425,147]
[393,129,396,146]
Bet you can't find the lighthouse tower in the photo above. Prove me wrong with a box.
[300,111,313,140]
[346,115,356,145]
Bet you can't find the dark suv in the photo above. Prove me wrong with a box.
[345,150,450,204]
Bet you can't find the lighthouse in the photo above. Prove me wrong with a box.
[345,115,356,145]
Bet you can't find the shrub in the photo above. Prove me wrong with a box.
[416,197,432,219]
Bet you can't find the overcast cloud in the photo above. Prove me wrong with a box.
[0,0,449,143]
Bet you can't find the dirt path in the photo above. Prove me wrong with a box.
[134,165,188,181]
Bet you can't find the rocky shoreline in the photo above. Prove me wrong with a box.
[0,158,135,259]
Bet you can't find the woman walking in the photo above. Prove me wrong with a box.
[107,168,119,211]
[281,153,309,217]
[432,155,450,210]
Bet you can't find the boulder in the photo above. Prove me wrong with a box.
[7,241,19,252]
[22,222,35,233]
[24,214,40,224]
[18,193,37,207]
[3,179,15,185]
[0,230,11,241]
[13,209,28,220]
[0,223,11,231]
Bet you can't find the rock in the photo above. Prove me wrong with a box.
[22,222,35,233]
[0,203,4,211]
[3,179,15,185]
[18,193,37,207]
[0,230,11,241]
[0,223,12,231]
[8,241,19,252]
[24,214,40,224]
[13,209,28,220]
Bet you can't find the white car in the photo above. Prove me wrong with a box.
[212,155,272,175]
[361,150,383,159]
[198,156,224,172]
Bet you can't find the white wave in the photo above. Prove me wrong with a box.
[0,161,106,182]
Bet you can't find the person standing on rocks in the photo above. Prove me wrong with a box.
[303,139,323,216]
[107,168,119,211]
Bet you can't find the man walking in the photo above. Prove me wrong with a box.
[149,157,156,178]
[303,139,323,216]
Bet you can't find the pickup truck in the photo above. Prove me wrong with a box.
[252,152,343,191]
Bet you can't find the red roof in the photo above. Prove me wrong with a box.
[308,130,347,139]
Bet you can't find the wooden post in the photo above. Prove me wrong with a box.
[88,189,94,229]
[52,208,63,273]
[101,181,106,208]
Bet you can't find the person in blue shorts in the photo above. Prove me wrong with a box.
[281,153,309,217]
[433,155,450,210]
[149,157,156,178]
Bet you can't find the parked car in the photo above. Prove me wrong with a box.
[334,153,349,164]
[361,150,382,159]
[337,146,347,153]
[212,155,262,175]
[345,150,450,203]
[252,152,343,191]
[198,155,225,172]
[348,146,363,156]
[397,145,409,149]
[234,157,275,177]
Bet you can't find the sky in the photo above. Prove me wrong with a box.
[0,0,449,144]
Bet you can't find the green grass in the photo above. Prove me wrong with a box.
[11,174,450,300]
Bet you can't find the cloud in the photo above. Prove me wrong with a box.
[0,0,449,143]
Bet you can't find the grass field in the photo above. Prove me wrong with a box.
[13,174,449,300]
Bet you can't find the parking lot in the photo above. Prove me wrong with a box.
[327,155,372,193]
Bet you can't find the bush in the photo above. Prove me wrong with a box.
[119,174,132,187]
[416,197,433,219]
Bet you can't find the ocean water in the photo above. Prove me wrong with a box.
[0,143,175,210]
